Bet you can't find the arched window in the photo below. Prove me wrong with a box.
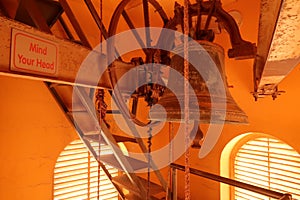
[53,139,118,200]
[232,136,300,200]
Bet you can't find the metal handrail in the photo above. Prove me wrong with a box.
[170,163,292,200]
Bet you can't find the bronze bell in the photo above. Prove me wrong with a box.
[149,40,248,124]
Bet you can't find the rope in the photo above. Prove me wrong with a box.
[183,0,191,200]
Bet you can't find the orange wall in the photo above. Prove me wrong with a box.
[0,76,77,200]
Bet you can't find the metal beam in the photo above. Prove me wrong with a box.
[253,0,300,100]
[0,0,20,18]
[0,16,113,88]
[20,0,52,33]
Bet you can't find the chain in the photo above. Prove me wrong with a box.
[95,88,105,200]
[147,126,153,200]
[166,122,174,199]
[184,0,191,200]
[96,89,102,200]
[97,4,103,197]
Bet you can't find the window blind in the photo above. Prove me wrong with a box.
[234,137,300,200]
[54,140,118,200]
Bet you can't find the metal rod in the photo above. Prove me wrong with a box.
[84,0,123,58]
[59,0,92,48]
[171,167,178,200]
[142,0,151,47]
[84,0,108,39]
[170,163,292,199]
[58,16,75,40]
[122,11,148,55]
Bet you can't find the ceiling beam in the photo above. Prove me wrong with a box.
[0,0,20,18]
[253,0,300,100]
[0,16,110,88]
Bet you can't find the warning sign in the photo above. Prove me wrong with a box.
[10,29,58,76]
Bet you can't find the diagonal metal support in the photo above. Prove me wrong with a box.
[20,0,52,33]
[59,0,92,48]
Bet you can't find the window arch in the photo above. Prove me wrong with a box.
[53,139,118,200]
[231,135,300,200]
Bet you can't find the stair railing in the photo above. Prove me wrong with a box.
[170,163,293,200]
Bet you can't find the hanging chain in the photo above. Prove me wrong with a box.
[183,0,191,200]
[97,1,103,197]
[95,88,109,200]
[147,126,153,200]
[96,89,103,200]
[166,122,174,199]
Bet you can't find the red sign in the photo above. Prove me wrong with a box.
[10,29,58,76]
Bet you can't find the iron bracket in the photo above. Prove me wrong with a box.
[170,1,257,60]
[252,84,285,101]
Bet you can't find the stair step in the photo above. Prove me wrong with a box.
[70,111,98,133]
[113,135,137,143]
[123,193,141,200]
[106,110,121,114]
[112,174,165,197]
[124,193,163,200]
[83,133,137,143]
[82,133,106,144]
[99,154,149,171]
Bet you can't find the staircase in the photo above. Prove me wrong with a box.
[0,0,168,199]
[47,83,167,200]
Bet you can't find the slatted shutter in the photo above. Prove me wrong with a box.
[54,140,118,200]
[233,137,300,200]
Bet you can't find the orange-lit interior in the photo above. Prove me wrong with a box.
[0,0,300,199]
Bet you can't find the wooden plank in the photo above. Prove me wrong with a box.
[0,16,111,88]
[253,0,283,94]
[0,16,143,90]
[254,0,300,97]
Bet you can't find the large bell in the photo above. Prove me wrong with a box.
[149,40,248,124]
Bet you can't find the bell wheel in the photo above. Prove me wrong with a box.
[105,0,170,127]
